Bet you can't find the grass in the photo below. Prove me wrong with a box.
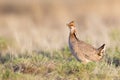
[0,44,120,80]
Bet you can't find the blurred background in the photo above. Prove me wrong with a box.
[0,0,120,52]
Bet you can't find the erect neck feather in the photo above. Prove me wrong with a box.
[70,32,78,41]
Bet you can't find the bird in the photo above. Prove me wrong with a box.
[67,21,105,63]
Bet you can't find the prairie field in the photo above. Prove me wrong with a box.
[0,0,120,80]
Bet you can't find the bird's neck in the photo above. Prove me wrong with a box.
[69,32,78,41]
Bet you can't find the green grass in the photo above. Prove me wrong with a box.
[0,46,119,80]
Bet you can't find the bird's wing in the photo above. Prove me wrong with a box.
[77,41,97,56]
